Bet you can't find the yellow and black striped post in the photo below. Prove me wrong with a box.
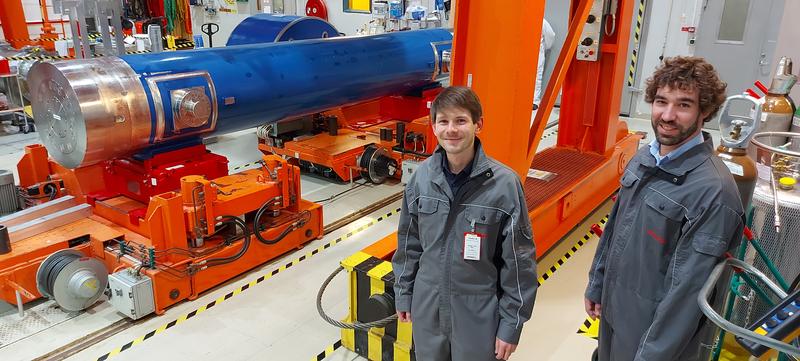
[341,251,413,361]
[627,0,647,87]
[577,316,600,340]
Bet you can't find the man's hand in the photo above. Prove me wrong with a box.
[495,338,517,360]
[584,298,602,320]
[396,311,412,322]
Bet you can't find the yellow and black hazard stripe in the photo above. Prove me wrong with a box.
[313,340,344,360]
[341,251,414,361]
[5,39,196,62]
[231,160,262,171]
[577,317,600,339]
[8,33,103,42]
[5,54,73,61]
[174,42,195,49]
[538,216,608,286]
[95,207,402,361]
[627,0,646,86]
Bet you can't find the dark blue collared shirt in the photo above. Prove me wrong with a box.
[441,144,476,196]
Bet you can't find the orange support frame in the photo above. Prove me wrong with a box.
[1,149,324,314]
[0,0,33,49]
[0,0,59,50]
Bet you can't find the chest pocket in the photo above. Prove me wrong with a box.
[643,191,687,273]
[463,206,506,258]
[417,197,443,245]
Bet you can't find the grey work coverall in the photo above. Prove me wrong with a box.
[585,134,745,361]
[392,142,537,361]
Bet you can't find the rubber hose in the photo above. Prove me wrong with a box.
[253,203,303,245]
[204,216,250,267]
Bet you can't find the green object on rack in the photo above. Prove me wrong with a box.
[711,207,754,361]
[165,0,176,34]
[749,236,791,292]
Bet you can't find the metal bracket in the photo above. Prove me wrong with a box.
[144,71,218,142]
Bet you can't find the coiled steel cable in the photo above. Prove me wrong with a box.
[317,266,398,330]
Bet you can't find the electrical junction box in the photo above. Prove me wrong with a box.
[107,270,155,320]
[576,0,604,61]
[401,159,421,184]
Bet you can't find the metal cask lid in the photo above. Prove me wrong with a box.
[28,58,152,168]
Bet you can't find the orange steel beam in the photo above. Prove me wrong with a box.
[557,0,634,156]
[450,0,544,178]
[0,0,34,48]
[526,0,594,164]
[38,0,58,51]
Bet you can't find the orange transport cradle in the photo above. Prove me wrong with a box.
[259,88,442,183]
[2,144,323,314]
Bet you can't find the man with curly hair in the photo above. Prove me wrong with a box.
[584,56,745,360]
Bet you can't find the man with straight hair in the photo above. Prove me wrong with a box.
[584,56,745,360]
[392,86,537,361]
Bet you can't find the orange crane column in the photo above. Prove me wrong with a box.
[557,0,635,154]
[0,0,34,49]
[450,0,545,178]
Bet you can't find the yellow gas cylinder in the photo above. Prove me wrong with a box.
[716,95,760,209]
[750,57,797,162]
[717,132,758,209]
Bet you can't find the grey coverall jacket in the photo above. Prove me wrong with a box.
[585,134,745,361]
[392,141,537,361]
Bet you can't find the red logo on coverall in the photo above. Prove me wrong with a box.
[647,229,667,245]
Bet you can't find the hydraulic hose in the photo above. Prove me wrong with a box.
[204,215,250,267]
[253,201,310,245]
[317,265,398,330]
[254,222,295,245]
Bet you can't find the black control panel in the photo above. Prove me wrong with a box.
[736,287,800,357]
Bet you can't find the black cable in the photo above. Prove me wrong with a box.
[204,216,250,267]
[254,222,295,245]
[790,272,800,293]
[153,222,234,257]
[253,203,310,245]
[392,145,432,158]
[44,183,57,200]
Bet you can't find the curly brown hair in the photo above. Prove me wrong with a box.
[644,56,727,122]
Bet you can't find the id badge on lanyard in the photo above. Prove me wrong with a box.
[464,220,484,261]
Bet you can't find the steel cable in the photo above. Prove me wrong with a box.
[317,265,398,330]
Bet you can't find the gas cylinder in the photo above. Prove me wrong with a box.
[716,95,760,209]
[790,102,800,152]
[750,57,797,162]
